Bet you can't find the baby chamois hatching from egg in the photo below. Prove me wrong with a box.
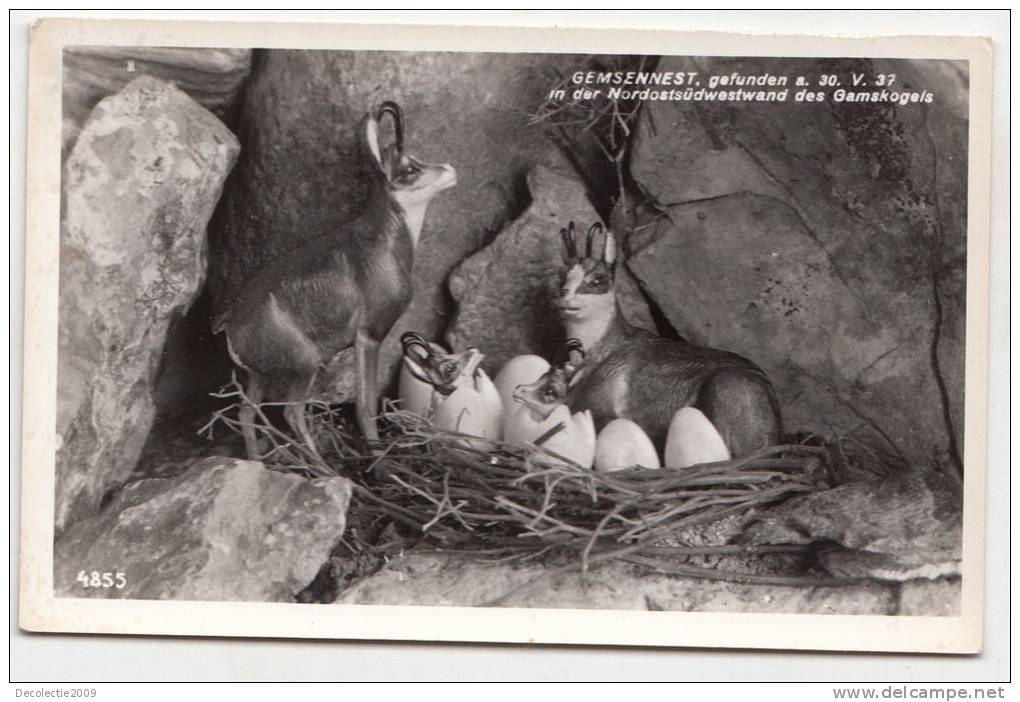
[556,221,782,457]
[214,102,456,459]
[492,354,551,416]
[400,331,484,413]
[510,338,587,422]
[399,331,502,449]
[505,339,596,469]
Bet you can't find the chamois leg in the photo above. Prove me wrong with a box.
[354,330,381,442]
[240,373,265,460]
[698,370,780,458]
[283,374,322,463]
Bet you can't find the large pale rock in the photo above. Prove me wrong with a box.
[446,164,655,372]
[206,50,592,392]
[627,56,968,470]
[897,577,961,616]
[54,457,353,602]
[56,76,239,532]
[741,469,962,579]
[62,47,251,158]
[335,552,894,615]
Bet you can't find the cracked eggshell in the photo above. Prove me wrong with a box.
[509,404,595,470]
[398,357,438,418]
[432,369,503,450]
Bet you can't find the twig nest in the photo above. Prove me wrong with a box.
[493,354,551,415]
[431,369,503,451]
[594,418,661,472]
[664,407,731,469]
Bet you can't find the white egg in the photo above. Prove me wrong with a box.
[664,407,731,469]
[494,355,551,415]
[594,418,661,472]
[506,403,595,469]
[432,368,504,451]
[398,357,438,417]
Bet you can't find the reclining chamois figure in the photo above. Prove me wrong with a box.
[556,221,781,457]
[215,102,456,458]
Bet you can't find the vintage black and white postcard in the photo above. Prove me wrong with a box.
[18,17,992,653]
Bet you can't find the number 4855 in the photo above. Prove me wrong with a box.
[76,570,126,589]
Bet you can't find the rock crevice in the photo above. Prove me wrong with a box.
[56,75,240,533]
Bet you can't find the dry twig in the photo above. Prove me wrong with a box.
[205,377,841,592]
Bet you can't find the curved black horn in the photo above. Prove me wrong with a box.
[376,101,404,151]
[400,330,429,355]
[565,337,586,359]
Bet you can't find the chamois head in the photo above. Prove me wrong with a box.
[361,101,457,216]
[511,339,586,421]
[557,221,618,323]
[400,331,483,397]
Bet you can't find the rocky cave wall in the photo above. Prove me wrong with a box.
[53,48,968,605]
[623,56,968,475]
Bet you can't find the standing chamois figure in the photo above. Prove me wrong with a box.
[557,222,781,457]
[215,102,457,458]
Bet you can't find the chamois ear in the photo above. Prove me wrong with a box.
[560,221,577,261]
[375,101,405,153]
[361,112,385,175]
[401,332,433,384]
[587,222,607,261]
[401,331,432,362]
[604,230,617,266]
